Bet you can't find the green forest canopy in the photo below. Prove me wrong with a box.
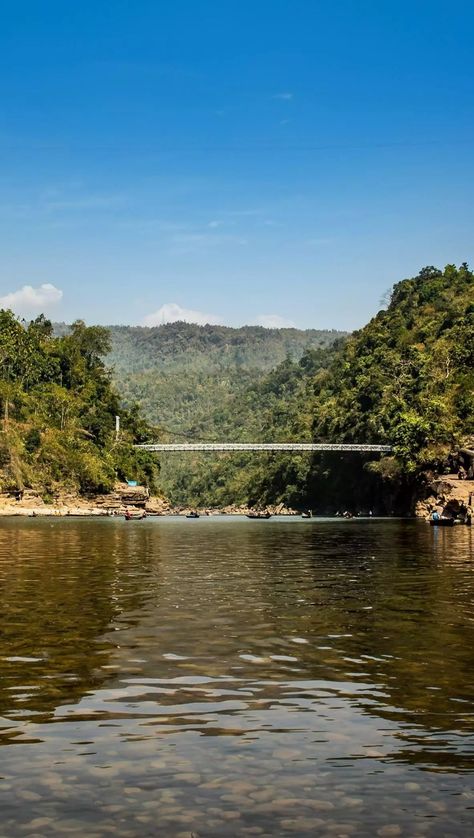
[0,314,158,497]
[108,264,473,511]
[1,264,472,512]
[300,264,474,512]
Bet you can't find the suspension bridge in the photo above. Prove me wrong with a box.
[134,443,392,453]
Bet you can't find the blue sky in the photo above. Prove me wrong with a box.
[0,0,473,330]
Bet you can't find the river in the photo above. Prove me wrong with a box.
[0,517,473,836]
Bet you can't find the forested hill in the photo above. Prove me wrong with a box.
[99,322,344,440]
[0,315,158,497]
[35,263,473,513]
[113,263,472,512]
[105,322,343,375]
[305,264,474,512]
[312,264,473,467]
[53,321,344,436]
[98,322,345,506]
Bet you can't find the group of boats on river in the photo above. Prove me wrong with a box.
[124,509,313,521]
[123,507,471,525]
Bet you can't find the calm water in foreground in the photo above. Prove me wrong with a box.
[0,518,473,837]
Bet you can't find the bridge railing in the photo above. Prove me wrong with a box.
[134,443,392,453]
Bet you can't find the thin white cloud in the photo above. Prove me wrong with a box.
[253,314,296,328]
[272,92,293,100]
[43,194,126,212]
[143,303,224,327]
[0,283,63,315]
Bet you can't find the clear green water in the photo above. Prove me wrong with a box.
[0,517,473,837]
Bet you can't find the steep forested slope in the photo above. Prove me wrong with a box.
[98,322,343,507]
[103,322,344,438]
[0,313,157,497]
[24,263,471,512]
[146,264,473,511]
[305,264,474,512]
[107,322,341,375]
[155,346,337,508]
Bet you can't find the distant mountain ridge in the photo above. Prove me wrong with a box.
[52,321,346,434]
[51,321,346,505]
[104,322,346,376]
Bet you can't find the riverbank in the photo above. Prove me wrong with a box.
[0,484,168,518]
[2,474,471,519]
[415,473,473,520]
[0,506,300,517]
[0,486,300,518]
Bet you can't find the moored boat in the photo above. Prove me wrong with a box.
[429,517,455,527]
[124,510,147,520]
[246,512,272,519]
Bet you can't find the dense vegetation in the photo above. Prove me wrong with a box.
[103,323,343,506]
[0,313,158,497]
[153,346,337,508]
[108,265,473,512]
[106,322,342,375]
[306,264,474,512]
[3,264,471,512]
[102,322,343,436]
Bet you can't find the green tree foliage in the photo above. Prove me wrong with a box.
[96,321,344,507]
[119,265,472,512]
[147,346,337,508]
[306,264,474,511]
[17,264,470,512]
[0,312,158,496]
[104,322,343,378]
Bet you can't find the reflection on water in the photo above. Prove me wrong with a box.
[0,517,473,836]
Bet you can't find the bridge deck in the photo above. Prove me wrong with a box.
[135,443,392,453]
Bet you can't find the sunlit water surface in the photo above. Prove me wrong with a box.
[0,517,473,837]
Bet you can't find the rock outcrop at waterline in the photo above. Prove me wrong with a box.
[0,485,300,517]
[0,482,170,517]
[415,474,473,520]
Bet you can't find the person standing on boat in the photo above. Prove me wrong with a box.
[432,510,440,521]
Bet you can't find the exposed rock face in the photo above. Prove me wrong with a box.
[415,474,473,519]
[145,496,171,515]
[91,482,150,512]
[459,447,474,476]
[0,482,170,517]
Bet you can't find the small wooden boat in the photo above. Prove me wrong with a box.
[430,517,455,527]
[186,511,200,519]
[124,510,147,520]
[246,512,272,519]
